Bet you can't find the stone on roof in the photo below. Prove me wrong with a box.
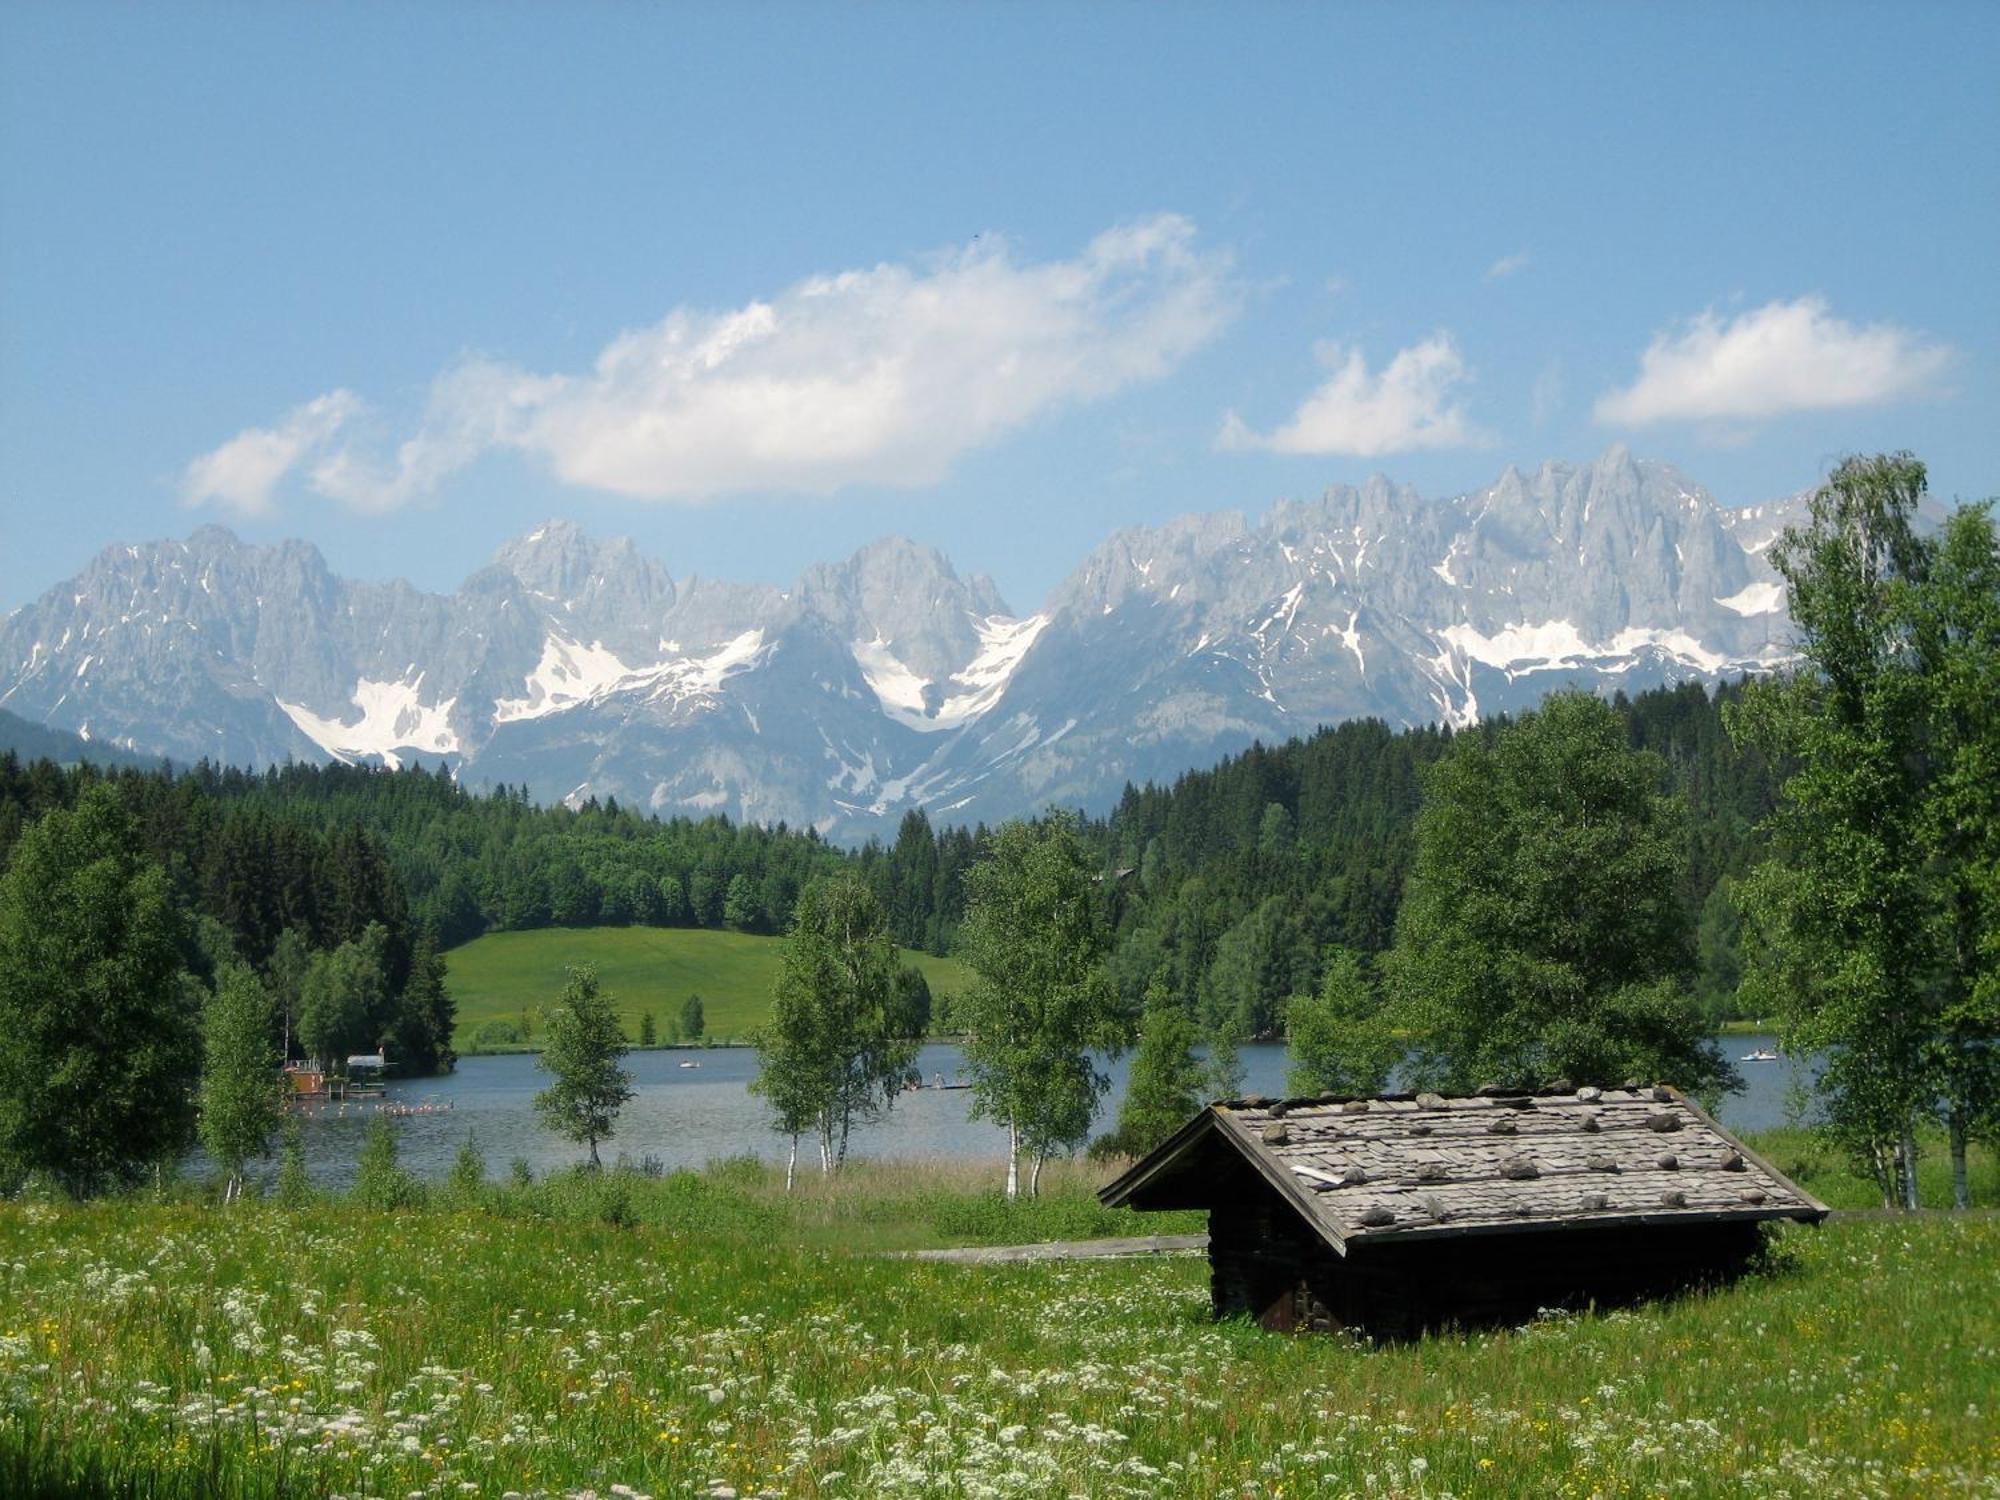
[1100,1086,1827,1250]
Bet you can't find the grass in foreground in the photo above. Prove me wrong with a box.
[1,1169,1995,1499]
[445,926,970,1049]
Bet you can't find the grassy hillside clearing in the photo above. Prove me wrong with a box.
[445,925,970,1047]
[0,1171,1992,1498]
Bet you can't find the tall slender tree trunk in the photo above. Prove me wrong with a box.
[786,1136,798,1194]
[1899,1126,1920,1211]
[1005,1118,1019,1200]
[1029,1152,1045,1198]
[1871,1140,1895,1210]
[1949,1111,1970,1211]
[588,1135,601,1170]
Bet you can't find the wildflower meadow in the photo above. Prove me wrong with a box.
[0,1161,1994,1499]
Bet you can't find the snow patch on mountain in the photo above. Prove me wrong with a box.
[852,612,1048,733]
[1715,580,1786,617]
[278,678,459,766]
[1434,619,1741,679]
[495,635,642,722]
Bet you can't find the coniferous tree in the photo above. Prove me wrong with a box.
[393,923,455,1075]
[678,993,706,1042]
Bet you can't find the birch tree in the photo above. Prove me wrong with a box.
[534,966,633,1168]
[1909,499,2000,1206]
[197,964,283,1202]
[1730,454,1948,1208]
[956,816,1126,1197]
[753,874,916,1182]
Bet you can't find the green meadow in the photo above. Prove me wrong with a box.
[0,1163,1993,1499]
[444,926,971,1048]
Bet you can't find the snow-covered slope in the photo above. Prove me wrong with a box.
[0,450,1810,838]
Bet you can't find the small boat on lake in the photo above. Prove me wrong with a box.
[679,1060,701,1069]
[1740,1048,1780,1062]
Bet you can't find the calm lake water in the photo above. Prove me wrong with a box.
[268,1035,1815,1189]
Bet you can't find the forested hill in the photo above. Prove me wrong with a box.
[0,676,1777,1041]
[0,755,897,957]
[1068,678,1781,1034]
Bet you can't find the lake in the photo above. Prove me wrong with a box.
[268,1035,1815,1188]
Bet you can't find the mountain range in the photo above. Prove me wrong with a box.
[0,446,1807,840]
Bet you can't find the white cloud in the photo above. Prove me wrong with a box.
[1594,296,1952,426]
[180,390,359,515]
[1484,250,1531,281]
[1218,334,1479,456]
[182,216,1236,513]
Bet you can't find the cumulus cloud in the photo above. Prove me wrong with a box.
[1218,334,1478,456]
[1484,250,1531,281]
[180,390,360,515]
[181,216,1236,513]
[1594,296,1952,426]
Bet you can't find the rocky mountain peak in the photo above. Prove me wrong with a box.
[0,453,1818,840]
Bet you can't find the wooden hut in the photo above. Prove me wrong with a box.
[1099,1085,1828,1338]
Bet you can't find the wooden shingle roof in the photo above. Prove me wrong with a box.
[1100,1085,1828,1252]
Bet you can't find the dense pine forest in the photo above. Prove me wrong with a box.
[1067,677,1780,1036]
[0,673,1780,1061]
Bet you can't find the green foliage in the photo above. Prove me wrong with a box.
[446,1133,488,1206]
[392,923,455,1075]
[266,927,313,1061]
[722,873,760,931]
[890,965,932,1038]
[197,964,282,1195]
[472,1019,526,1048]
[637,1011,656,1047]
[678,993,705,1042]
[1080,684,1785,1050]
[754,875,919,1174]
[0,785,198,1194]
[350,1113,419,1210]
[1097,971,1205,1159]
[274,1114,312,1207]
[956,816,1127,1191]
[297,923,391,1071]
[534,966,633,1167]
[1694,876,1746,1021]
[1384,692,1726,1093]
[1731,456,2000,1206]
[1285,947,1400,1097]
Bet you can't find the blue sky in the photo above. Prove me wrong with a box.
[3,2,1995,615]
